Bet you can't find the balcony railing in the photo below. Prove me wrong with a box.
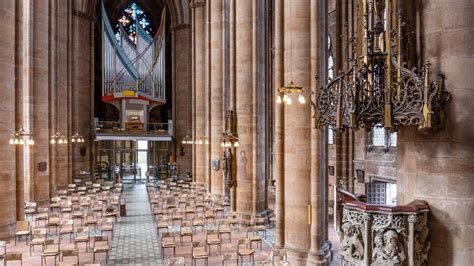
[337,187,430,266]
[95,120,172,136]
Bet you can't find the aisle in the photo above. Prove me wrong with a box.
[109,183,163,265]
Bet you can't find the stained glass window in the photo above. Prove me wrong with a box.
[328,35,334,81]
[115,2,152,43]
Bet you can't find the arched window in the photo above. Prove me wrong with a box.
[115,2,152,43]
[327,35,334,81]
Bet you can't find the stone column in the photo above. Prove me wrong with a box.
[209,0,224,195]
[0,0,18,238]
[273,0,285,249]
[72,0,95,176]
[191,0,207,184]
[235,0,254,217]
[229,0,237,211]
[173,24,192,175]
[282,0,312,263]
[32,0,51,204]
[397,1,474,265]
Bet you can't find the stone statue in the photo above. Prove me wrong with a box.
[222,148,232,187]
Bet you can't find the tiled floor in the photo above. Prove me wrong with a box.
[109,183,163,266]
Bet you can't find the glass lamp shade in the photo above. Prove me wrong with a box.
[276,95,282,104]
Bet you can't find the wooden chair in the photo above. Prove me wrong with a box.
[47,213,61,232]
[41,239,60,266]
[4,252,22,266]
[30,229,46,256]
[36,207,50,227]
[161,232,176,258]
[74,227,90,251]
[171,209,183,225]
[204,209,216,225]
[246,227,263,251]
[237,238,254,265]
[179,221,193,245]
[157,216,169,234]
[60,249,79,265]
[218,220,232,242]
[59,220,75,242]
[205,229,221,255]
[227,212,240,232]
[221,253,238,266]
[192,215,205,232]
[72,206,85,225]
[60,202,72,219]
[191,241,208,266]
[50,197,62,212]
[15,221,31,245]
[99,218,114,237]
[24,202,37,221]
[92,235,109,263]
[85,213,98,229]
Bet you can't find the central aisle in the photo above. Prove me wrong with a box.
[109,183,163,265]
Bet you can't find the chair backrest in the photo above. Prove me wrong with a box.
[32,229,46,238]
[44,238,57,247]
[192,241,206,249]
[161,232,174,240]
[76,227,89,235]
[94,235,108,246]
[181,221,192,228]
[237,238,251,249]
[17,220,30,231]
[62,248,79,258]
[38,207,49,213]
[206,229,218,237]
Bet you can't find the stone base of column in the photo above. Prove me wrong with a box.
[285,246,309,266]
[307,241,333,265]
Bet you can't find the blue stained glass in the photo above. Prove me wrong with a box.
[115,2,152,43]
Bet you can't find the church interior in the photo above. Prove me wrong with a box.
[0,0,472,265]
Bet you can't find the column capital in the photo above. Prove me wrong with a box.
[189,0,206,9]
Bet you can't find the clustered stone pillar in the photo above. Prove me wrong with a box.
[273,0,285,249]
[173,23,193,174]
[191,0,207,184]
[72,0,95,177]
[282,0,312,263]
[209,0,224,195]
[234,0,255,218]
[397,1,474,265]
[0,0,18,239]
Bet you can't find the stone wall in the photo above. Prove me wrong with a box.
[397,0,474,264]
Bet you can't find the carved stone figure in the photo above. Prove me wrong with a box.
[222,148,232,187]
[371,229,406,265]
[238,151,247,181]
[340,222,364,260]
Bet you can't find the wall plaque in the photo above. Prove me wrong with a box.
[38,162,47,172]
[211,160,220,171]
